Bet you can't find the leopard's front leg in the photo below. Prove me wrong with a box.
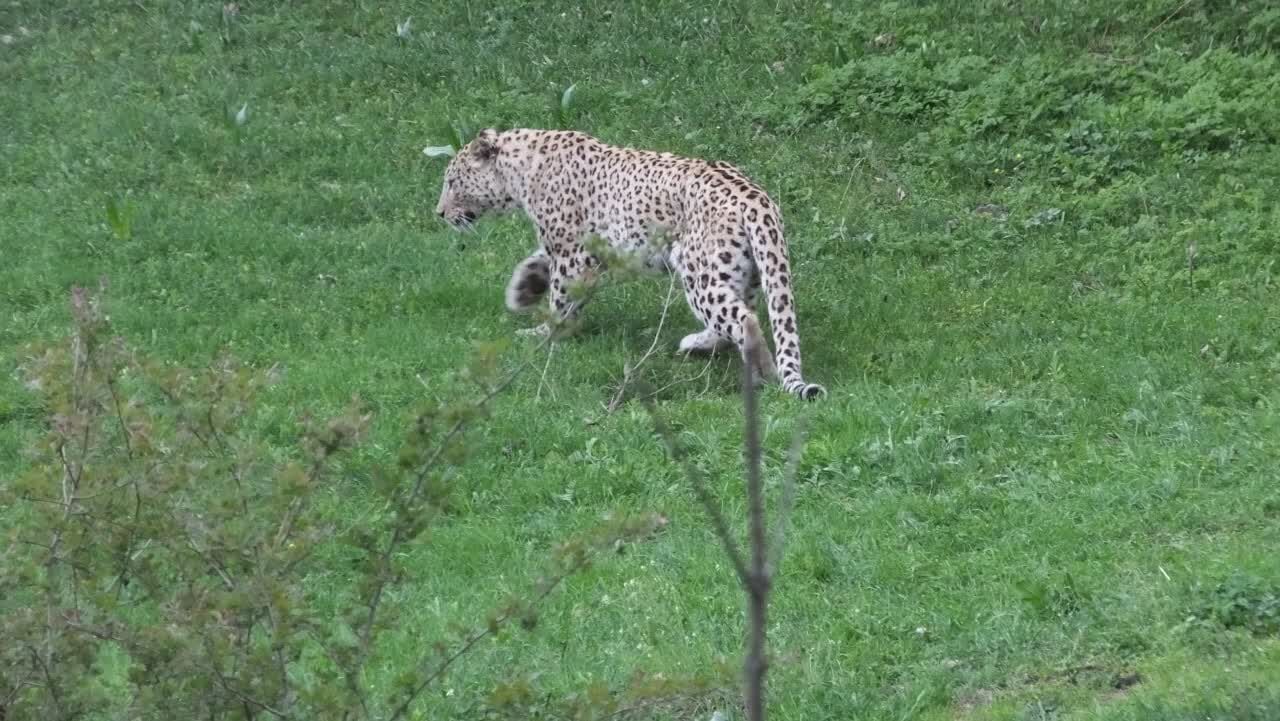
[505,248,551,314]
[516,229,598,338]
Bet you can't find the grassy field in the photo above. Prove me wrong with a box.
[3,1,1279,719]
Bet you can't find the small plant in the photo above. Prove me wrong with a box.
[0,281,674,720]
[223,101,251,143]
[553,82,579,128]
[423,119,480,157]
[104,195,135,240]
[1187,573,1280,637]
[1017,571,1091,618]
[642,320,810,721]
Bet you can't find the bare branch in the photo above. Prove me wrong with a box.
[642,324,797,721]
[61,620,126,644]
[273,494,308,549]
[1139,0,1195,46]
[25,645,61,713]
[184,537,236,591]
[640,353,716,401]
[741,339,769,721]
[364,275,611,644]
[1,666,33,712]
[355,329,562,666]
[206,659,287,719]
[606,274,679,413]
[388,602,548,721]
[312,630,372,721]
[641,396,750,586]
[536,341,557,403]
[767,416,809,579]
[205,400,252,518]
[104,373,134,460]
[386,550,574,721]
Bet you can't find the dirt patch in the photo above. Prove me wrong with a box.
[951,665,1143,718]
[952,687,996,716]
[1102,671,1143,702]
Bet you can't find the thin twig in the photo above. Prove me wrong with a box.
[46,413,91,682]
[536,341,557,403]
[262,603,297,716]
[607,274,679,413]
[273,495,308,548]
[386,561,575,721]
[184,537,236,591]
[355,327,563,661]
[1090,0,1199,63]
[206,400,251,518]
[383,509,662,720]
[102,359,147,597]
[25,645,62,713]
[1187,236,1198,291]
[1,667,32,711]
[637,354,717,403]
[741,338,770,721]
[596,353,717,423]
[62,620,126,644]
[313,629,373,721]
[641,397,750,586]
[207,659,286,719]
[1139,0,1195,47]
[767,416,809,579]
[105,374,134,460]
[347,281,609,710]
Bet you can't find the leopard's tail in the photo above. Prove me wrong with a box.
[746,207,826,401]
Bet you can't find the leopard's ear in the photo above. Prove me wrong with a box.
[472,128,500,161]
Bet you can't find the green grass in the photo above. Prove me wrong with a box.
[2,0,1279,718]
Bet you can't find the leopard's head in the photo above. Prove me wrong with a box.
[434,129,517,231]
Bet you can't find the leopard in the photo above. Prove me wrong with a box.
[433,128,826,400]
